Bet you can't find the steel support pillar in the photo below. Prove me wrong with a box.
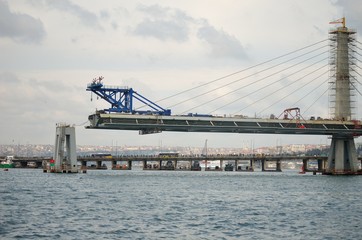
[326,135,359,175]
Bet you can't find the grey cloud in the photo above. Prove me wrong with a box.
[134,4,247,60]
[111,21,118,30]
[0,72,21,84]
[197,22,248,60]
[133,4,191,42]
[134,19,189,42]
[35,0,101,30]
[28,78,73,93]
[100,10,110,19]
[0,0,45,44]
[137,4,169,18]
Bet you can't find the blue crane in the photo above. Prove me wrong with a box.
[86,77,171,116]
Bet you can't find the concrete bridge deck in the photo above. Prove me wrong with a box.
[86,113,362,136]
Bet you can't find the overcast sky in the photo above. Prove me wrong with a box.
[1,0,361,149]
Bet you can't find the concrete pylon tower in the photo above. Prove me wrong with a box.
[326,18,359,175]
[53,123,78,173]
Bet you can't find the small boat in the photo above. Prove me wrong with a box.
[27,162,37,168]
[87,163,108,170]
[298,165,306,174]
[0,156,15,169]
[191,161,201,171]
[205,165,222,171]
[224,163,234,171]
[160,160,175,170]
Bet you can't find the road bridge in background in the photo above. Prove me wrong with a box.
[10,155,362,174]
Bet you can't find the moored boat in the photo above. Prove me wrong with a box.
[191,161,201,171]
[224,163,234,171]
[0,156,15,168]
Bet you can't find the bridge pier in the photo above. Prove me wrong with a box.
[276,160,281,172]
[326,135,360,175]
[81,161,87,173]
[317,159,325,172]
[112,160,117,169]
[302,159,308,172]
[96,161,102,169]
[51,124,78,173]
[261,159,265,171]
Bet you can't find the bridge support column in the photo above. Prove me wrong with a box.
[326,135,359,175]
[302,159,308,172]
[112,160,117,170]
[128,160,132,170]
[80,161,87,173]
[261,159,265,171]
[53,123,78,173]
[97,161,102,169]
[317,159,325,172]
[250,159,254,171]
[276,160,282,172]
[143,160,147,169]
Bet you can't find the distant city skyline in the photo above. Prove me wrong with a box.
[2,142,361,158]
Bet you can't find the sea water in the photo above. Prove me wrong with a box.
[1,169,361,239]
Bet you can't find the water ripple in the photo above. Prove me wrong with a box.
[1,169,361,239]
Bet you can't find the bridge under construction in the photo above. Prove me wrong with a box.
[51,18,362,175]
[86,111,361,136]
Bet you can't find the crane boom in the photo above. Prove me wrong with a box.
[86,77,171,115]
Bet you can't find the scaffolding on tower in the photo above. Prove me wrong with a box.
[328,17,357,120]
